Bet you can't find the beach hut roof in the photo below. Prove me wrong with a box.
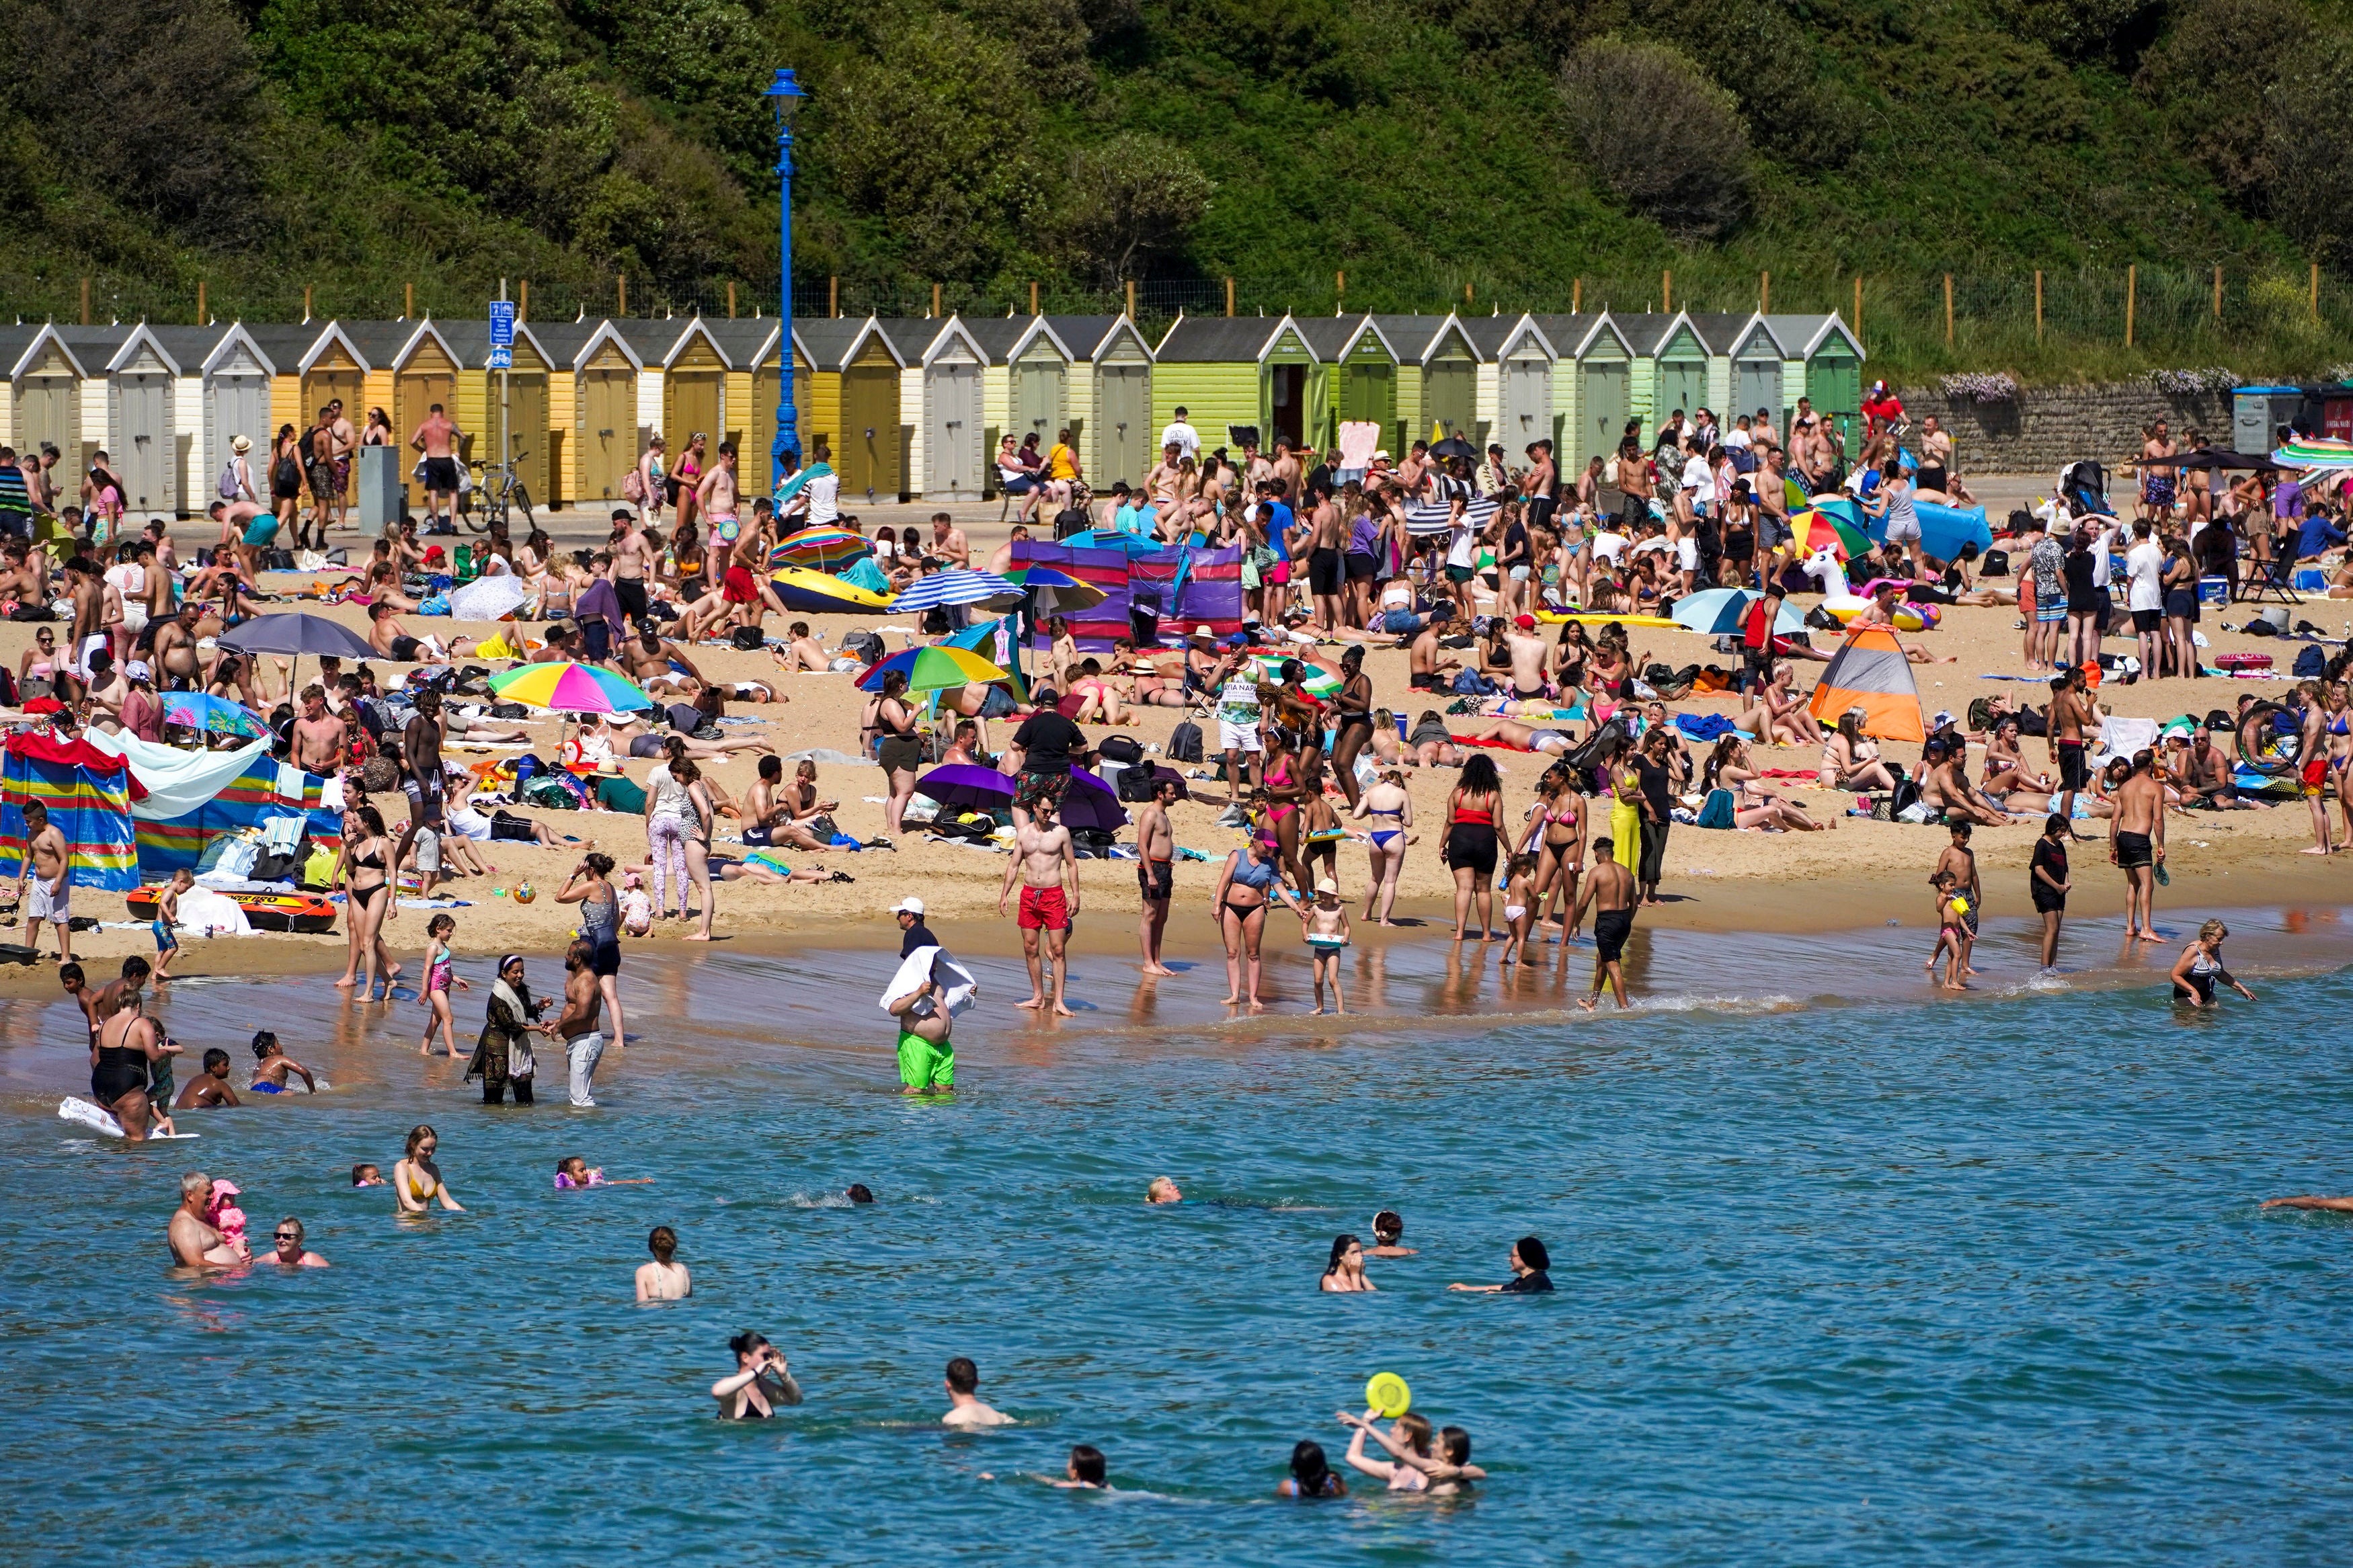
[795,315,905,372]
[958,315,1073,365]
[1525,313,1632,360]
[1039,314,1154,363]
[338,319,463,374]
[1708,312,1792,360]
[872,315,990,368]
[436,317,558,371]
[1456,313,1554,362]
[104,322,204,376]
[1684,312,1759,357]
[1367,313,1482,364]
[522,319,599,370]
[186,323,274,377]
[1294,314,1396,362]
[701,317,784,370]
[1763,313,1865,360]
[54,325,133,370]
[561,319,644,372]
[1609,313,1687,357]
[1153,314,1312,364]
[0,323,90,380]
[241,322,338,374]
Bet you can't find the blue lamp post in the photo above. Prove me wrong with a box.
[764,67,809,492]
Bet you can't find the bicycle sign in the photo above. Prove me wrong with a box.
[489,301,514,347]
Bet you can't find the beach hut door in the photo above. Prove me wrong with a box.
[209,372,266,493]
[1096,364,1148,489]
[1504,358,1550,453]
[1735,358,1782,427]
[1582,361,1628,459]
[930,362,982,499]
[115,371,172,518]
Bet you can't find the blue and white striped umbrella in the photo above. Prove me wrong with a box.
[1404,495,1501,536]
[887,569,1025,614]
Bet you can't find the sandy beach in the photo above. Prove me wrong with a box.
[13,496,2350,987]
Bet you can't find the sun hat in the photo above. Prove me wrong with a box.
[887,896,925,916]
[231,435,251,453]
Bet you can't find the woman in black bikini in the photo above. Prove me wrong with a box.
[1212,807,1300,1011]
[1328,646,1374,809]
[333,804,399,1001]
[865,669,922,835]
[90,997,167,1141]
[711,1331,803,1419]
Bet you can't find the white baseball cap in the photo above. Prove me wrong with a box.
[887,897,925,916]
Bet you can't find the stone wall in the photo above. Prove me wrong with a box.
[1895,383,2235,477]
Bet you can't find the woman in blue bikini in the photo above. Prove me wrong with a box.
[1350,769,1413,926]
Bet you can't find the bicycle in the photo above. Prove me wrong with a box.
[465,450,534,535]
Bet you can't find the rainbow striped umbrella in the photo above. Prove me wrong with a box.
[488,661,655,714]
[1002,564,1109,610]
[768,526,874,571]
[1793,507,1870,560]
[854,644,1014,694]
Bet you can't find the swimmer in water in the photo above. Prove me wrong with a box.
[1448,1235,1554,1292]
[1320,1234,1375,1292]
[174,1048,242,1109]
[168,1171,247,1268]
[1337,1409,1483,1494]
[393,1124,463,1212]
[1146,1176,1183,1204]
[1277,1440,1348,1497]
[1366,1210,1417,1257]
[711,1331,802,1419]
[846,1184,875,1204]
[635,1225,691,1300]
[249,1032,316,1094]
[265,1216,329,1267]
[941,1356,1012,1427]
[557,1156,649,1189]
[351,1163,384,1188]
[2171,918,2256,1007]
[1054,1446,1107,1489]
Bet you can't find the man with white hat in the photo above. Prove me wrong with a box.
[889,896,932,956]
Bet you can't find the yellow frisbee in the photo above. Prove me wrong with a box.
[1364,1372,1412,1418]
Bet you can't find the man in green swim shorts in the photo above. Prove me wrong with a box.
[887,971,956,1094]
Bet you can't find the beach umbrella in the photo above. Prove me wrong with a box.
[1403,495,1501,535]
[1669,587,1805,637]
[217,610,378,696]
[914,762,1016,815]
[1249,653,1343,697]
[1429,435,1480,460]
[889,569,1024,614]
[1060,768,1129,831]
[1002,564,1110,610]
[160,692,267,739]
[488,661,655,714]
[768,526,873,571]
[854,645,1014,694]
[447,574,530,622]
[1792,507,1870,561]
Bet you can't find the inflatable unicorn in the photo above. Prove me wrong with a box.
[1798,546,1931,631]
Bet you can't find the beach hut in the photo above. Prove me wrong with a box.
[1622,312,1709,444]
[965,315,1074,482]
[1765,313,1866,446]
[440,318,555,506]
[1462,314,1559,460]
[874,317,988,501]
[56,327,131,504]
[87,323,188,522]
[1150,314,1323,456]
[793,316,908,504]
[1527,314,1636,469]
[1041,315,1156,491]
[1295,316,1397,457]
[151,324,272,518]
[0,325,93,501]
[340,320,465,508]
[538,319,641,507]
[610,317,734,470]
[1372,313,1483,453]
[237,322,340,459]
[1692,313,1795,434]
[703,318,781,490]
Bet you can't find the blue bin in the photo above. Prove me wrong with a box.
[2198,576,2231,607]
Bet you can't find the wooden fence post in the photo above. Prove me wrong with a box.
[1029,281,1039,316]
[518,279,528,322]
[1335,270,1345,313]
[79,277,89,326]
[1760,270,1769,313]
[830,277,840,319]
[2125,264,2136,347]
[1125,280,1136,320]
[1464,282,1474,306]
[2212,265,2222,321]
[1572,278,1582,314]
[1224,277,1235,318]
[405,282,415,319]
[932,283,943,319]
[1662,270,1671,313]
[196,281,206,327]
[304,285,313,323]
[2034,270,2042,344]
[1852,276,1862,347]
[618,274,627,316]
[726,282,736,319]
[1944,274,1954,346]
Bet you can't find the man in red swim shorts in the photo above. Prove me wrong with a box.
[999,800,1080,1017]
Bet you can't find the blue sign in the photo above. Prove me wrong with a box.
[489,300,515,347]
[488,345,512,370]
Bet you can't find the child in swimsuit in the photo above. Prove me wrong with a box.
[1300,876,1351,1016]
[250,1031,317,1094]
[555,1156,608,1189]
[415,913,471,1057]
[1498,852,1538,969]
[1929,871,1969,992]
[151,867,191,980]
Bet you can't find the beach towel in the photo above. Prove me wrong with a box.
[1675,713,1738,741]
[880,944,978,1020]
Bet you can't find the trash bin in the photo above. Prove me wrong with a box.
[356,444,403,534]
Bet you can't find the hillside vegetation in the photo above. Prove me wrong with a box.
[5,0,2353,377]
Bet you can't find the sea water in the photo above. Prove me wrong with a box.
[3,918,2352,1566]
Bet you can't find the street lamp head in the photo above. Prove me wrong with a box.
[765,67,808,126]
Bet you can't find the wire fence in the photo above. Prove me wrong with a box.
[15,263,2353,383]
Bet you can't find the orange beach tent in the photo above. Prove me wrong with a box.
[1806,624,1925,743]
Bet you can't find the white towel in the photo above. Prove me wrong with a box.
[274,761,309,801]
[880,944,977,1020]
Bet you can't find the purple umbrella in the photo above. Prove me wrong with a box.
[1060,768,1130,832]
[911,763,1129,831]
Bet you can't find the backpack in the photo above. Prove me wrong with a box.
[217,459,241,501]
[840,629,886,666]
[1166,720,1204,762]
[729,625,766,651]
[1981,548,2009,577]
[2295,643,2326,677]
[621,468,647,504]
[1696,788,1737,829]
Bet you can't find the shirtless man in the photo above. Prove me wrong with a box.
[1407,604,1461,691]
[1502,614,1550,701]
[291,685,344,775]
[624,623,703,696]
[941,1358,1013,1428]
[609,507,653,628]
[15,800,71,962]
[207,496,275,586]
[392,688,448,880]
[1271,436,1304,505]
[409,402,461,532]
[2047,668,2093,826]
[985,524,1029,578]
[772,621,830,673]
[1572,839,1637,1010]
[2140,419,2178,524]
[928,512,970,571]
[56,555,100,702]
[557,937,607,1108]
[998,800,1080,1016]
[1133,775,1180,977]
[151,599,204,691]
[2110,747,2166,941]
[1305,481,1345,631]
[696,440,741,593]
[169,1171,247,1268]
[1143,444,1185,530]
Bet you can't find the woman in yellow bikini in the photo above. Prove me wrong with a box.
[393,1124,465,1214]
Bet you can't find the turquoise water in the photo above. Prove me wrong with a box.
[6,925,2353,1565]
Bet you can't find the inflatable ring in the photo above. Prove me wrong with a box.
[2235,701,2303,777]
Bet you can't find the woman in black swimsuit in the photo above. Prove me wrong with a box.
[333,804,399,1001]
[1328,646,1374,809]
[712,1332,803,1419]
[865,670,922,835]
[90,1002,165,1141]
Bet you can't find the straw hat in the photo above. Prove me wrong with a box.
[231,435,251,453]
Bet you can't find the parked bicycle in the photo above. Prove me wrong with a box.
[465,450,534,534]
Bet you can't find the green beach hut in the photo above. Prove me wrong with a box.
[1152,315,1322,455]
[1527,313,1636,470]
[1463,314,1560,460]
